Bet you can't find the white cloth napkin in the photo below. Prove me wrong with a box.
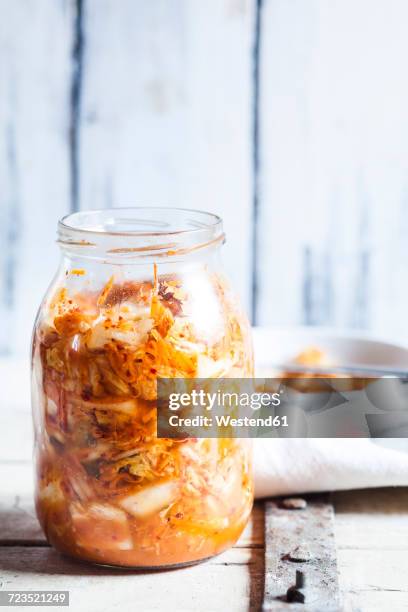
[254,438,408,497]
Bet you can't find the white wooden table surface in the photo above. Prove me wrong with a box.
[1,359,408,611]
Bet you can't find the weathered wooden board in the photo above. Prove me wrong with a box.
[3,0,408,355]
[262,495,340,611]
[0,463,34,500]
[1,457,408,611]
[333,488,408,612]
[0,546,264,612]
[1,0,255,360]
[0,494,43,545]
[256,0,408,344]
[78,0,255,312]
[0,462,38,544]
[0,359,31,461]
[334,487,408,550]
[0,0,73,356]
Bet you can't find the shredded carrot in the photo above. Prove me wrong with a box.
[97,275,114,306]
[70,268,86,276]
[153,262,158,294]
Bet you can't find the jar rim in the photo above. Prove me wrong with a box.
[59,207,222,237]
[58,207,224,261]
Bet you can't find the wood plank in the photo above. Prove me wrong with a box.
[333,488,408,611]
[334,486,408,514]
[238,502,264,548]
[257,0,408,344]
[78,0,254,312]
[263,495,340,611]
[0,359,31,461]
[0,494,43,545]
[337,549,408,611]
[0,546,263,612]
[0,463,33,498]
[2,464,408,612]
[0,464,41,543]
[334,487,408,550]
[0,0,73,356]
[343,591,408,612]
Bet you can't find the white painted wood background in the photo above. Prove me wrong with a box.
[2,0,408,357]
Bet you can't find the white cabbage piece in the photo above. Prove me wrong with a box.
[78,442,111,462]
[38,481,65,504]
[66,471,93,502]
[86,306,153,350]
[70,502,133,551]
[46,397,58,416]
[118,480,178,518]
[197,355,233,378]
[78,397,138,415]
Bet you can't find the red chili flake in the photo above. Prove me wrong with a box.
[81,386,92,401]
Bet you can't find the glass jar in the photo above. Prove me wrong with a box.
[31,208,254,568]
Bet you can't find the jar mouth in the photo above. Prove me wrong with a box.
[58,208,224,260]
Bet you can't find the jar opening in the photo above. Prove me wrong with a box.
[58,208,224,260]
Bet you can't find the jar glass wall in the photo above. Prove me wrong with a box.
[31,208,254,568]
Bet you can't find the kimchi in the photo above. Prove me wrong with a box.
[32,265,253,567]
